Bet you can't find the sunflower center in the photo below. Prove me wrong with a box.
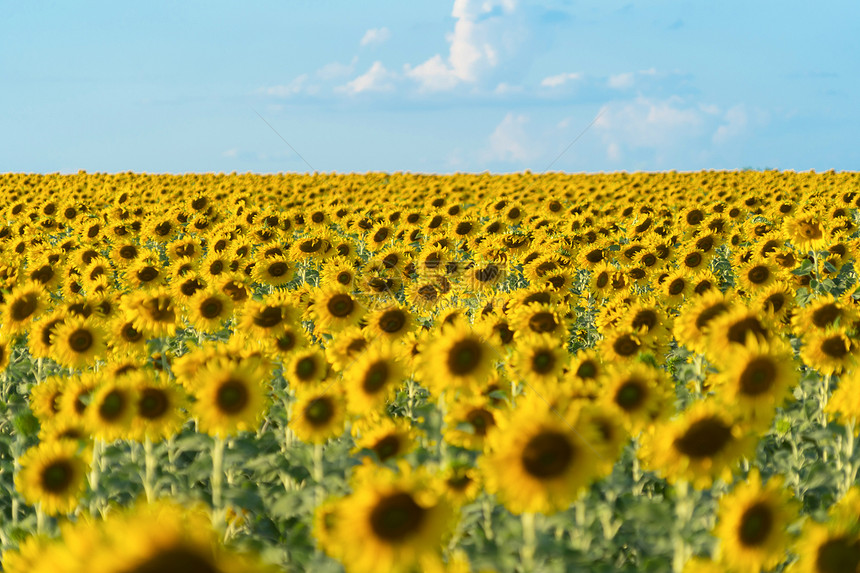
[99,390,127,422]
[493,323,515,344]
[296,357,318,380]
[522,431,574,479]
[812,304,842,328]
[466,408,495,436]
[41,460,74,493]
[250,306,280,328]
[373,435,401,461]
[584,249,603,264]
[764,293,785,314]
[337,271,352,285]
[815,536,860,573]
[739,357,777,396]
[417,284,438,302]
[673,417,733,459]
[613,334,641,357]
[528,311,558,334]
[576,361,597,379]
[276,332,297,352]
[531,349,556,374]
[822,336,850,358]
[748,265,770,284]
[11,293,38,321]
[447,474,472,491]
[379,309,406,333]
[616,381,646,411]
[684,252,703,268]
[596,271,609,288]
[145,299,175,323]
[631,310,658,332]
[369,492,426,542]
[727,317,768,345]
[327,294,354,318]
[137,266,159,282]
[694,303,730,331]
[139,388,169,419]
[123,323,142,342]
[69,328,93,353]
[216,380,249,414]
[476,264,500,283]
[362,361,390,393]
[738,502,774,546]
[200,298,223,319]
[347,338,367,355]
[305,397,334,427]
[447,339,483,376]
[299,239,322,253]
[799,220,823,240]
[268,262,288,277]
[124,546,219,573]
[668,278,686,295]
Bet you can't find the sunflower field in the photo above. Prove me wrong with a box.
[1,170,860,572]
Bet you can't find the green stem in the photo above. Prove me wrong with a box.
[313,442,324,508]
[521,512,537,572]
[36,503,46,535]
[211,436,226,527]
[482,495,494,541]
[144,436,156,503]
[672,480,693,573]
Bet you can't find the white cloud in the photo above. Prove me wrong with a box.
[484,112,536,163]
[540,72,581,88]
[608,72,635,89]
[405,0,517,92]
[494,81,521,94]
[316,57,358,80]
[713,104,748,144]
[339,61,396,94]
[261,74,313,97]
[361,27,391,47]
[222,148,238,158]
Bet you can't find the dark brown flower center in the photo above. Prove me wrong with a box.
[738,502,774,546]
[615,380,647,411]
[727,317,768,345]
[739,357,777,396]
[822,336,850,358]
[673,417,733,458]
[695,303,729,331]
[124,546,219,573]
[268,262,288,277]
[466,408,495,436]
[447,339,483,375]
[362,361,390,393]
[41,460,75,493]
[327,294,354,318]
[305,397,335,427]
[613,334,641,357]
[369,492,426,541]
[253,306,282,328]
[813,304,842,329]
[295,357,318,380]
[521,431,574,479]
[379,309,406,333]
[11,293,38,321]
[200,298,224,319]
[631,309,658,332]
[528,311,558,334]
[815,536,860,573]
[216,380,249,414]
[139,388,169,419]
[99,390,127,422]
[68,328,93,353]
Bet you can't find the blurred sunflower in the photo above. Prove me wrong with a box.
[1,281,46,336]
[310,286,366,334]
[15,439,89,516]
[187,288,235,334]
[509,332,568,390]
[192,357,271,437]
[87,377,138,442]
[290,385,346,444]
[130,371,189,442]
[800,327,858,376]
[714,469,798,573]
[443,395,499,451]
[419,322,498,396]
[51,315,107,369]
[353,415,418,463]
[344,343,404,415]
[285,347,329,388]
[600,362,672,434]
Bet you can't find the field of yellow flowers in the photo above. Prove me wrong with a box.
[1,170,859,572]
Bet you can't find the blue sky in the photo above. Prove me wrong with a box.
[2,0,858,174]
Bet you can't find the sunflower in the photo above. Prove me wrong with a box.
[238,293,296,338]
[285,347,329,388]
[600,362,672,434]
[440,463,481,507]
[599,328,654,363]
[419,322,498,396]
[58,372,99,424]
[192,357,271,437]
[326,326,371,372]
[576,402,629,476]
[714,337,798,426]
[108,315,149,357]
[30,375,65,422]
[703,306,772,363]
[673,290,736,354]
[737,256,779,294]
[353,415,418,463]
[251,255,293,287]
[443,395,499,451]
[87,377,138,442]
[262,325,309,360]
[800,327,858,376]
[124,288,179,338]
[482,394,600,515]
[364,304,415,342]
[15,439,89,516]
[310,286,366,334]
[129,371,189,442]
[791,517,860,573]
[1,281,45,336]
[187,288,235,334]
[51,315,107,369]
[509,332,568,391]
[784,208,831,252]
[792,293,859,336]
[344,343,405,415]
[0,334,11,372]
[330,465,451,573]
[509,301,570,342]
[640,400,755,489]
[289,386,346,444]
[714,469,798,573]
[753,280,795,325]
